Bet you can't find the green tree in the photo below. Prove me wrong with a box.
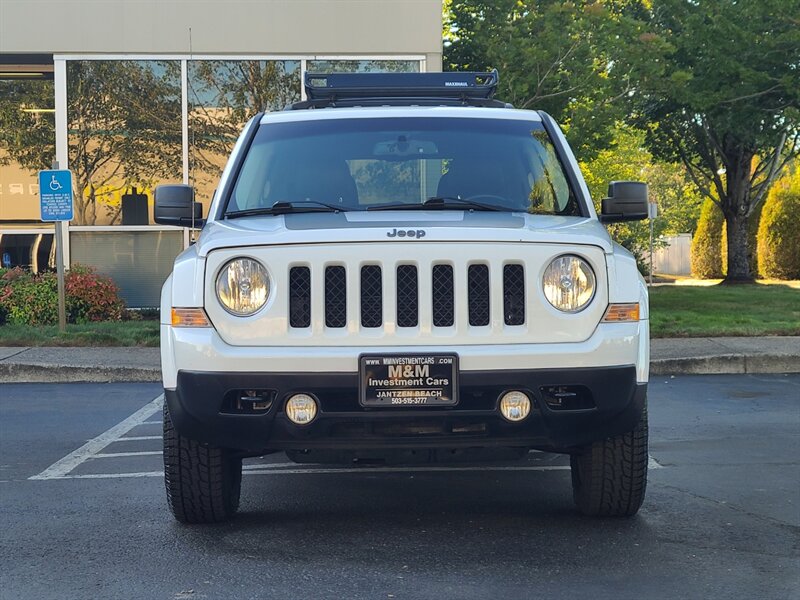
[581,123,702,271]
[444,0,670,161]
[635,0,800,283]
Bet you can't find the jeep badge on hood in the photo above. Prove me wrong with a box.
[387,228,426,238]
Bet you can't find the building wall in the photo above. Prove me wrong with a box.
[0,0,442,66]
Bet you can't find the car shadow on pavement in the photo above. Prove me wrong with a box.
[169,470,655,565]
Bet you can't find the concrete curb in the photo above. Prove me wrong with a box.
[2,356,798,384]
[0,363,160,384]
[650,354,800,376]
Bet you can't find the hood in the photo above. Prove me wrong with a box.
[193,211,613,257]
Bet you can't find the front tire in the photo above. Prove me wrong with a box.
[163,403,242,524]
[570,399,648,517]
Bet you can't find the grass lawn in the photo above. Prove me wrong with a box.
[649,282,800,338]
[0,320,160,347]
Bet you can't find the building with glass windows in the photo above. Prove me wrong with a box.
[0,0,443,306]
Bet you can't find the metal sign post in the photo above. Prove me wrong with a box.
[648,202,658,287]
[39,163,74,333]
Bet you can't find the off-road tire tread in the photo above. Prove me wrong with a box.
[163,403,241,524]
[570,400,648,517]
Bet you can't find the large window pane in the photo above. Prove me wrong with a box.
[70,230,184,307]
[67,61,182,225]
[0,78,55,223]
[188,60,301,215]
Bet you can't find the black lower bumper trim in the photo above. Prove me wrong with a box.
[165,365,646,454]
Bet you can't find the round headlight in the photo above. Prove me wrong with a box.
[542,255,596,312]
[216,258,270,316]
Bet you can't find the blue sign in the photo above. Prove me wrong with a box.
[39,169,74,222]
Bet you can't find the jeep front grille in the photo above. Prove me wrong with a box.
[324,266,347,328]
[360,265,383,328]
[396,265,419,328]
[289,262,525,330]
[503,264,525,326]
[288,267,311,328]
[431,264,454,327]
[467,264,490,326]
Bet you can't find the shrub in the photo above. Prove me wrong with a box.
[757,171,800,280]
[0,264,126,325]
[0,268,58,325]
[65,265,126,322]
[691,199,725,278]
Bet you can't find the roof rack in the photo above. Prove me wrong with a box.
[288,70,511,110]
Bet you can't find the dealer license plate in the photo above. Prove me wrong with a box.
[359,354,459,407]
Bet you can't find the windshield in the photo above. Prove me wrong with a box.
[225,117,580,216]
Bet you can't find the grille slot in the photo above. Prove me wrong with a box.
[288,267,311,328]
[396,265,418,327]
[503,264,525,325]
[432,264,454,327]
[468,264,490,326]
[360,265,383,328]
[324,266,347,328]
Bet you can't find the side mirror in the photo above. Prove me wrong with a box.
[599,181,649,223]
[154,184,204,227]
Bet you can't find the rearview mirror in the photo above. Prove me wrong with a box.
[599,181,649,223]
[154,184,204,227]
[373,136,438,157]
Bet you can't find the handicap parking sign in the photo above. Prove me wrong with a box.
[39,169,74,222]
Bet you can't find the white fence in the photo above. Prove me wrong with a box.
[652,233,692,276]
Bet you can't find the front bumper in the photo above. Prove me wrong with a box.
[165,365,647,454]
[161,321,650,388]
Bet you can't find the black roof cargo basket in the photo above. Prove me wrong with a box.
[288,70,511,110]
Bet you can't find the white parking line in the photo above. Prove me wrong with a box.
[42,464,572,480]
[29,395,164,481]
[245,465,573,475]
[35,457,667,480]
[44,471,165,480]
[115,436,162,442]
[91,451,163,459]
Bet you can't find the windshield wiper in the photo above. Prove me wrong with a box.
[226,201,351,218]
[368,196,505,212]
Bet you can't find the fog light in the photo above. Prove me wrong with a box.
[285,394,318,425]
[499,391,531,422]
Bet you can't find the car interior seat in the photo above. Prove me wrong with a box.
[269,157,359,207]
[436,157,510,201]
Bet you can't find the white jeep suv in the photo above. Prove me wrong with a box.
[155,71,651,524]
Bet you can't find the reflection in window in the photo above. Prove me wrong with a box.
[0,79,55,222]
[67,61,182,225]
[0,232,55,272]
[188,60,301,214]
[306,60,420,74]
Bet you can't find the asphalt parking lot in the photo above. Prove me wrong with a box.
[1,375,798,600]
